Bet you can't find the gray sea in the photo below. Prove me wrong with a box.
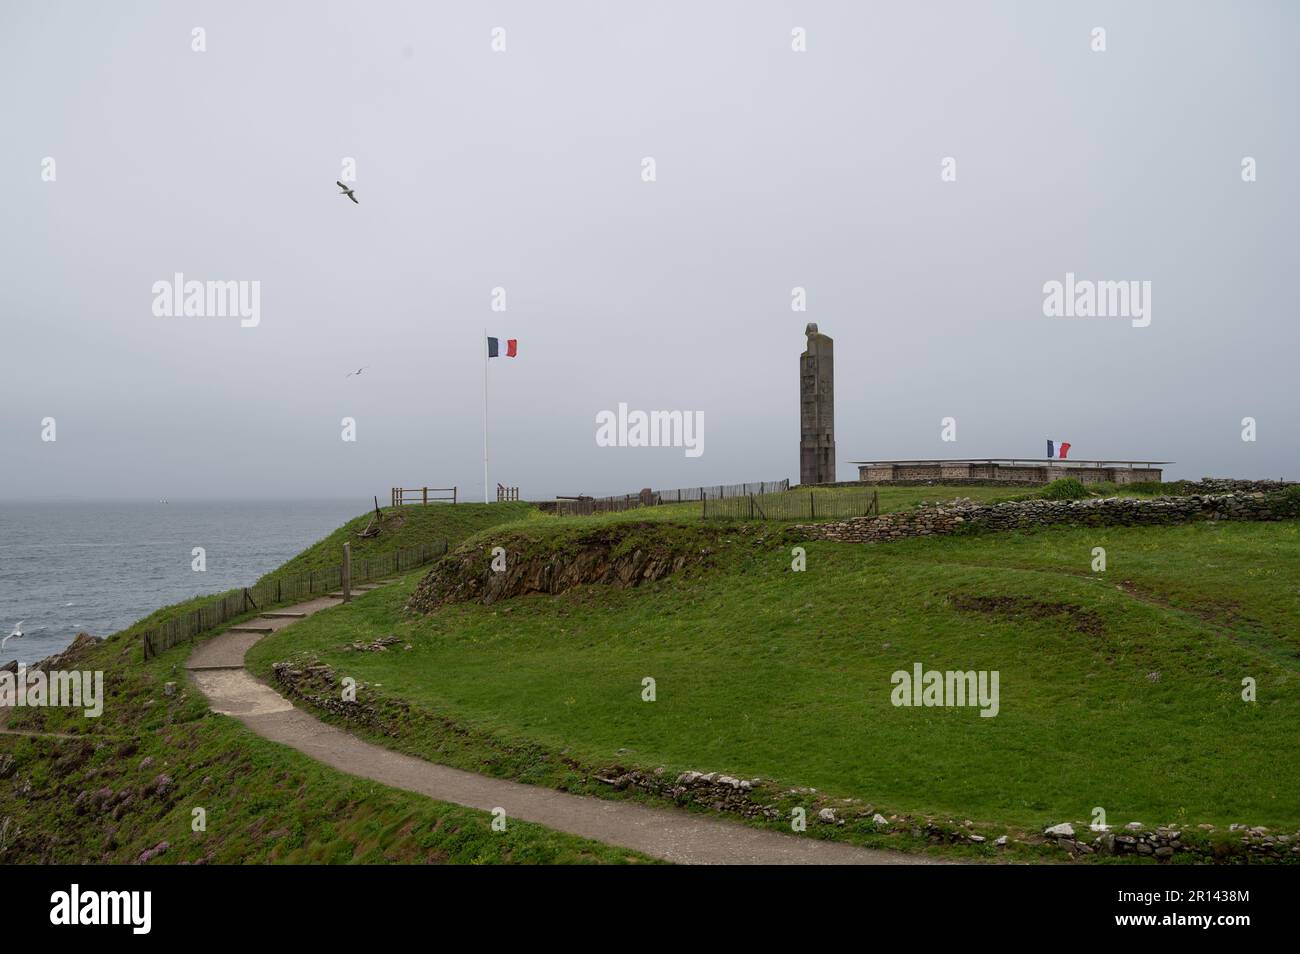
[0,499,364,666]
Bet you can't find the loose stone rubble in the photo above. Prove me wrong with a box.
[349,635,403,653]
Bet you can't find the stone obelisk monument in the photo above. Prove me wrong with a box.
[799,323,835,485]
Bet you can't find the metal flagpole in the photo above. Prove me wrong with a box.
[483,329,490,503]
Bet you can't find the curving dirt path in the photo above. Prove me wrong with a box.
[186,587,953,865]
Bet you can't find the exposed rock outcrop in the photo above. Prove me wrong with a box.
[407,524,749,613]
[29,632,102,674]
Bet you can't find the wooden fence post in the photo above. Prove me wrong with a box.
[342,543,352,603]
[810,492,815,519]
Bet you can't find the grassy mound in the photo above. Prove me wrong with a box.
[54,503,542,659]
[247,517,1300,851]
[261,502,536,583]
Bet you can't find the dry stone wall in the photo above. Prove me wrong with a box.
[1181,478,1296,493]
[793,489,1300,544]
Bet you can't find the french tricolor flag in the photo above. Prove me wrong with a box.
[1046,439,1071,459]
[487,337,517,358]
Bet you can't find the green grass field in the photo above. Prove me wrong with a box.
[11,484,1293,863]
[247,514,1300,840]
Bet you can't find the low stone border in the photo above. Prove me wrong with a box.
[601,768,1299,862]
[1043,821,1299,862]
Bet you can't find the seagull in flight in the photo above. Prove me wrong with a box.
[345,366,369,378]
[336,181,359,204]
[2,621,23,650]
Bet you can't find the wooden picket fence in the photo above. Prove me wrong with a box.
[553,478,792,516]
[701,490,879,522]
[654,479,790,503]
[140,540,448,661]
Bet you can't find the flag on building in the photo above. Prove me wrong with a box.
[487,337,517,358]
[1047,439,1071,459]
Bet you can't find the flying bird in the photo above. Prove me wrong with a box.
[336,181,359,204]
[346,366,369,378]
[2,621,23,650]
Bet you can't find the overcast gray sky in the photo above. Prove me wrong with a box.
[2,0,1297,502]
